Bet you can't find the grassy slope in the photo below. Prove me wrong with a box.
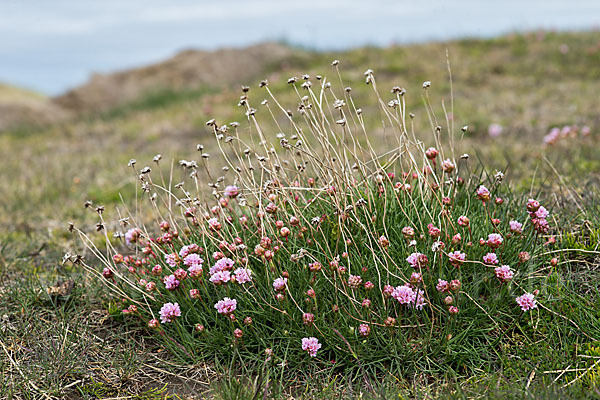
[1,31,599,398]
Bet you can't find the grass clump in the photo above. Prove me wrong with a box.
[72,64,599,396]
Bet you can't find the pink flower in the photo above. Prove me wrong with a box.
[535,206,549,219]
[207,218,221,231]
[273,277,287,291]
[409,288,426,310]
[224,185,239,198]
[515,293,537,311]
[209,270,231,285]
[495,265,514,282]
[487,233,503,248]
[391,285,415,305]
[427,224,441,238]
[164,253,178,267]
[527,199,541,213]
[164,274,180,291]
[301,337,322,357]
[188,264,203,279]
[348,275,363,289]
[436,279,449,292]
[358,323,371,337]
[488,123,503,138]
[457,215,470,227]
[184,253,204,267]
[209,257,235,275]
[448,251,466,267]
[233,267,252,284]
[406,252,428,268]
[483,252,499,265]
[159,302,181,323]
[425,147,439,160]
[477,185,491,202]
[214,297,237,315]
[125,228,141,245]
[509,220,523,234]
[544,127,560,145]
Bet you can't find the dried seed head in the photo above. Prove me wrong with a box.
[206,118,216,126]
[422,81,431,88]
[331,59,340,66]
[302,74,310,80]
[259,79,268,87]
[141,167,151,174]
[287,76,297,84]
[128,159,136,167]
[230,121,240,128]
[153,154,162,163]
[241,85,250,93]
[461,125,469,132]
[197,144,204,151]
[345,87,352,93]
[84,200,93,208]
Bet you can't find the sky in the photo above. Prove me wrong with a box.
[1,0,599,95]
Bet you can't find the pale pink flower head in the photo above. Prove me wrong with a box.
[515,292,537,311]
[487,233,503,248]
[358,323,371,337]
[164,274,180,291]
[436,279,449,292]
[391,285,415,305]
[495,265,514,282]
[214,297,237,315]
[184,253,204,268]
[207,218,221,231]
[159,302,181,323]
[425,147,439,160]
[301,337,322,357]
[188,264,203,279]
[164,253,178,268]
[457,215,470,227]
[348,275,363,289]
[476,185,491,202]
[526,199,540,213]
[442,159,455,173]
[209,270,231,285]
[483,252,499,265]
[509,220,523,235]
[273,277,287,291]
[233,267,252,284]
[401,226,415,239]
[409,288,426,310]
[125,228,141,245]
[427,224,441,238]
[488,123,503,138]
[209,257,235,275]
[224,185,239,198]
[448,251,466,267]
[406,252,428,268]
[544,127,560,145]
[534,206,549,220]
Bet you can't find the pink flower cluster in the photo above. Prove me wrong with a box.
[494,265,514,282]
[391,284,425,309]
[301,337,322,357]
[527,199,550,234]
[214,297,237,315]
[159,302,181,323]
[515,293,537,311]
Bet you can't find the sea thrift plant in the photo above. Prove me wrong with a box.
[76,65,558,376]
